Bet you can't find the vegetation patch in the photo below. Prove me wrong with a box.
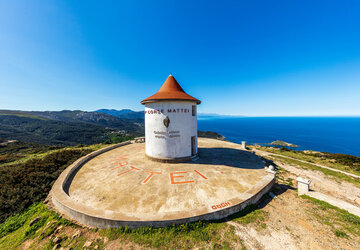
[274,166,295,187]
[0,203,243,249]
[0,202,72,249]
[103,133,134,144]
[99,220,238,249]
[0,144,104,223]
[0,111,144,145]
[301,195,360,238]
[254,145,360,176]
[334,229,349,238]
[267,155,360,187]
[0,110,46,120]
[0,115,109,145]
[227,203,269,232]
[0,142,64,167]
[269,140,298,148]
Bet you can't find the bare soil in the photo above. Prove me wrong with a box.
[230,184,360,250]
[255,149,360,206]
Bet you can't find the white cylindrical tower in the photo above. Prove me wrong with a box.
[141,75,201,162]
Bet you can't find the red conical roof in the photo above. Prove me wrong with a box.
[141,75,201,105]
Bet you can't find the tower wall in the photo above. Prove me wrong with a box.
[144,101,198,160]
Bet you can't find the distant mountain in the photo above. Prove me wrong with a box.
[95,109,144,119]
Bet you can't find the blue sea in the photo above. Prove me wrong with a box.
[198,117,360,157]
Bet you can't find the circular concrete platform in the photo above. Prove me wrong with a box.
[51,138,275,228]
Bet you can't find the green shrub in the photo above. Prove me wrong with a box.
[0,202,73,248]
[0,148,93,223]
[334,229,348,238]
[100,220,225,248]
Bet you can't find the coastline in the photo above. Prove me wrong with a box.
[198,116,360,157]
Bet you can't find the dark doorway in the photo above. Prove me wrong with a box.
[191,136,196,156]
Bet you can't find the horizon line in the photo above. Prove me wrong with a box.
[1,108,360,118]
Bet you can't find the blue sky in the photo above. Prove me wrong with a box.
[0,0,360,116]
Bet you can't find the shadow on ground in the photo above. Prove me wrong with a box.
[189,147,265,169]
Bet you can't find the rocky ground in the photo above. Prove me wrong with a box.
[231,183,360,250]
[254,148,360,207]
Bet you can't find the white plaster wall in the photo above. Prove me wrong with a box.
[144,101,198,159]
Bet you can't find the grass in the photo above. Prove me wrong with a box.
[0,143,107,167]
[0,202,244,249]
[0,110,46,120]
[334,230,349,238]
[301,195,360,238]
[0,202,73,249]
[253,146,360,176]
[0,143,111,223]
[99,220,238,249]
[274,166,295,187]
[231,204,267,225]
[267,155,360,187]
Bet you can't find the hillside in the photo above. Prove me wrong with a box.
[26,110,144,132]
[0,110,144,145]
[0,109,226,146]
[0,115,107,145]
[95,109,144,120]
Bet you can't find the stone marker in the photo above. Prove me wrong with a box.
[297,177,311,195]
[266,165,277,176]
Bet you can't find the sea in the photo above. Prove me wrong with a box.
[198,117,360,157]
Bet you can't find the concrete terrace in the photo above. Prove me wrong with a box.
[51,138,275,228]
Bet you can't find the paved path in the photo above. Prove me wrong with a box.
[308,191,360,217]
[253,149,360,179]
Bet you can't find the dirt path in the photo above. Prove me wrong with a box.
[228,187,360,250]
[253,149,360,207]
[253,149,360,179]
[225,148,360,249]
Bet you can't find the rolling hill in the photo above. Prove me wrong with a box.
[0,110,144,145]
[95,108,144,119]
